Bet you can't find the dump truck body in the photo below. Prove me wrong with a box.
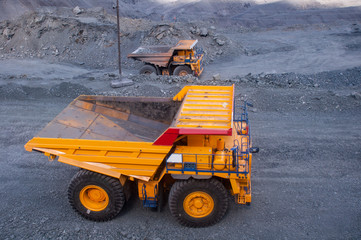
[25,85,257,227]
[127,40,204,77]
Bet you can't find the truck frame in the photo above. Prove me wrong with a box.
[127,40,204,77]
[25,85,258,227]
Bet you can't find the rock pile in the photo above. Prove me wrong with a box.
[129,73,199,85]
[0,9,238,70]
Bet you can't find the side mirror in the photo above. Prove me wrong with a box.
[249,147,259,153]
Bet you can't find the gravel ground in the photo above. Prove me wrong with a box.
[0,0,361,239]
[0,83,360,239]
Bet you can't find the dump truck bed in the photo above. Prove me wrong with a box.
[25,95,181,180]
[25,85,235,180]
[127,40,199,67]
[36,95,181,142]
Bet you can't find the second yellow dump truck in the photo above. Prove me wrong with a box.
[25,85,258,227]
[127,40,204,77]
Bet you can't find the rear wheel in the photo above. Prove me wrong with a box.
[68,169,125,221]
[173,65,192,76]
[139,65,157,75]
[168,178,229,227]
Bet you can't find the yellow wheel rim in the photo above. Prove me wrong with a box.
[183,191,214,218]
[178,70,189,76]
[79,185,109,211]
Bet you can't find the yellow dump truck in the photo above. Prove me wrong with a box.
[127,40,204,77]
[25,85,258,227]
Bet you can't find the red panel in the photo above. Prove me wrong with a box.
[153,129,179,146]
[162,128,179,134]
[153,127,233,146]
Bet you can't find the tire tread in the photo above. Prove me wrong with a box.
[169,178,229,227]
[68,169,125,222]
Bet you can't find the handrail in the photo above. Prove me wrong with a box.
[166,151,249,175]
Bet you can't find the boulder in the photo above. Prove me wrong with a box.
[199,27,208,37]
[215,38,226,46]
[111,78,134,88]
[3,28,15,39]
[73,6,83,15]
[350,91,361,100]
[213,74,221,81]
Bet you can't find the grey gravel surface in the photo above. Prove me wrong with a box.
[0,1,361,239]
[0,77,360,239]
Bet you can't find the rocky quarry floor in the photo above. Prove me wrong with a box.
[0,0,361,239]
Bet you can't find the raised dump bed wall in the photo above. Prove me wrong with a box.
[36,95,181,142]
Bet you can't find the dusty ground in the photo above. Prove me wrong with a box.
[0,0,361,239]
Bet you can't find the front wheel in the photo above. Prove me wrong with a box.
[173,65,192,76]
[168,178,229,227]
[68,169,125,221]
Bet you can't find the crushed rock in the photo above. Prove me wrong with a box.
[49,82,94,98]
[0,81,95,99]
[129,74,199,84]
[0,9,243,70]
[0,83,49,99]
[231,67,361,90]
[0,10,239,69]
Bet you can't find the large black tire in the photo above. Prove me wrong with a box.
[68,169,125,221]
[139,65,157,75]
[173,65,192,76]
[168,178,229,227]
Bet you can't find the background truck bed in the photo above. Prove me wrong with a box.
[127,40,199,67]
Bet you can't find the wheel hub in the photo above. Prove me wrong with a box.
[179,70,188,76]
[183,191,214,218]
[88,189,106,202]
[79,185,109,211]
